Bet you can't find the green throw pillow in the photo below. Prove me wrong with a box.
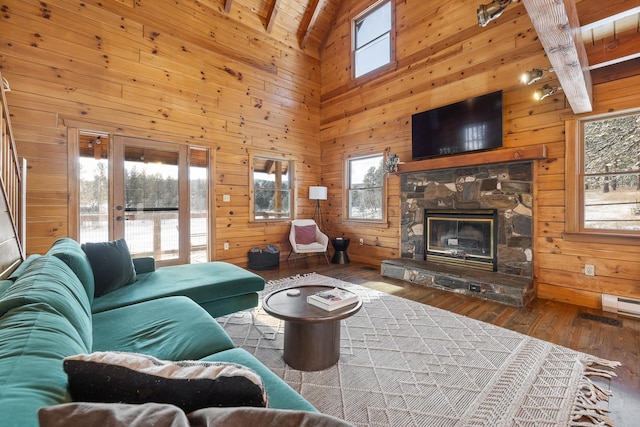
[63,352,268,413]
[81,239,136,297]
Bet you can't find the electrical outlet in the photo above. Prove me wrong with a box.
[223,194,230,202]
[585,264,595,276]
[469,284,482,292]
[223,242,229,250]
[359,238,364,245]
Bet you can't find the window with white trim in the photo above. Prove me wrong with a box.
[353,0,393,79]
[347,154,384,220]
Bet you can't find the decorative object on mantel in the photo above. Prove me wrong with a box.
[308,186,327,231]
[384,153,401,174]
[477,0,518,27]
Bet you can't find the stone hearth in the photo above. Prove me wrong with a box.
[381,259,534,307]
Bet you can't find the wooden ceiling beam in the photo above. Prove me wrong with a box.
[522,0,593,114]
[576,0,640,28]
[299,0,324,50]
[586,30,640,69]
[266,0,283,33]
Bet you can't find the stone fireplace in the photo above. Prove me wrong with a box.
[381,162,535,306]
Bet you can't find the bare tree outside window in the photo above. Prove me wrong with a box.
[582,113,640,231]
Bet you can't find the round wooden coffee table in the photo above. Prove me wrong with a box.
[262,285,362,371]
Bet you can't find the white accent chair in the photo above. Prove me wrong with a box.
[287,219,330,265]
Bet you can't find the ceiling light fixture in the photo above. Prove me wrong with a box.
[477,0,518,27]
[533,84,562,101]
[520,67,554,85]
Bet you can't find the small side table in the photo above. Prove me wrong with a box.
[262,285,362,371]
[331,237,350,264]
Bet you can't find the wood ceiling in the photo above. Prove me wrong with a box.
[220,0,640,113]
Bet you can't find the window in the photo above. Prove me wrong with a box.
[353,1,393,79]
[347,154,384,220]
[566,111,640,237]
[251,153,293,221]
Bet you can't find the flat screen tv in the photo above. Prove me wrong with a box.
[411,90,503,160]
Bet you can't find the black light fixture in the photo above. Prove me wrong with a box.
[477,0,518,27]
[533,84,562,101]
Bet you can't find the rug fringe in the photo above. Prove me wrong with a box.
[570,358,620,427]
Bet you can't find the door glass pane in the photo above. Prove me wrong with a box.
[124,147,179,261]
[79,133,109,243]
[190,148,208,263]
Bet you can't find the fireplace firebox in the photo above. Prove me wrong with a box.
[424,209,498,271]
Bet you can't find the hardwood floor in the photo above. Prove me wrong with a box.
[254,259,639,426]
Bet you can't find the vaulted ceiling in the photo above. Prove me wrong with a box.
[221,0,640,113]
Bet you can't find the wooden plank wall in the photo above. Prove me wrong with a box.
[319,0,640,308]
[0,0,322,262]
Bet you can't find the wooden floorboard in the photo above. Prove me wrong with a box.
[253,259,640,426]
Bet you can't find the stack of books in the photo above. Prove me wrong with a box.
[307,287,358,311]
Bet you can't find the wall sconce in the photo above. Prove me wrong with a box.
[477,0,518,27]
[309,186,327,230]
[533,84,562,101]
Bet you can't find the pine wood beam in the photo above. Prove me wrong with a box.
[576,0,640,28]
[586,30,640,70]
[522,0,593,114]
[266,0,282,33]
[299,0,324,50]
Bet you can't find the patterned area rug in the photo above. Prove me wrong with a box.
[217,273,619,426]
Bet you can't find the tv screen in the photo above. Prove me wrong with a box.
[411,90,503,160]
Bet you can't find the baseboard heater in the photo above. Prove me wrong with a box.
[602,294,640,318]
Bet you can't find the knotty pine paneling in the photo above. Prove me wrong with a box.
[319,1,640,307]
[1,0,321,263]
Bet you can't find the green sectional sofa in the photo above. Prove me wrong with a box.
[0,238,336,427]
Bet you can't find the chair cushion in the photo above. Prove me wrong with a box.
[63,352,268,413]
[294,225,316,244]
[82,239,136,297]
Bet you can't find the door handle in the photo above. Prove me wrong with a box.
[116,216,123,222]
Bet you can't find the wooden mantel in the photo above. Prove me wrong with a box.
[396,146,548,174]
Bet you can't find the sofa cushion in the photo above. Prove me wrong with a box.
[47,238,96,302]
[39,403,354,427]
[0,256,93,349]
[82,239,137,297]
[202,348,317,412]
[39,402,190,427]
[92,296,235,360]
[91,262,265,316]
[0,303,90,427]
[295,224,317,244]
[64,352,268,413]
[7,254,41,280]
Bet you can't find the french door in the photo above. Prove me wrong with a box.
[76,131,209,266]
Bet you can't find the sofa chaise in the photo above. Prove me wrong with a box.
[0,238,350,426]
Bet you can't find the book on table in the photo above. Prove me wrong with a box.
[307,287,358,311]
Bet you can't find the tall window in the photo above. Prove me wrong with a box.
[347,154,384,220]
[251,154,293,221]
[566,111,640,236]
[353,0,393,79]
